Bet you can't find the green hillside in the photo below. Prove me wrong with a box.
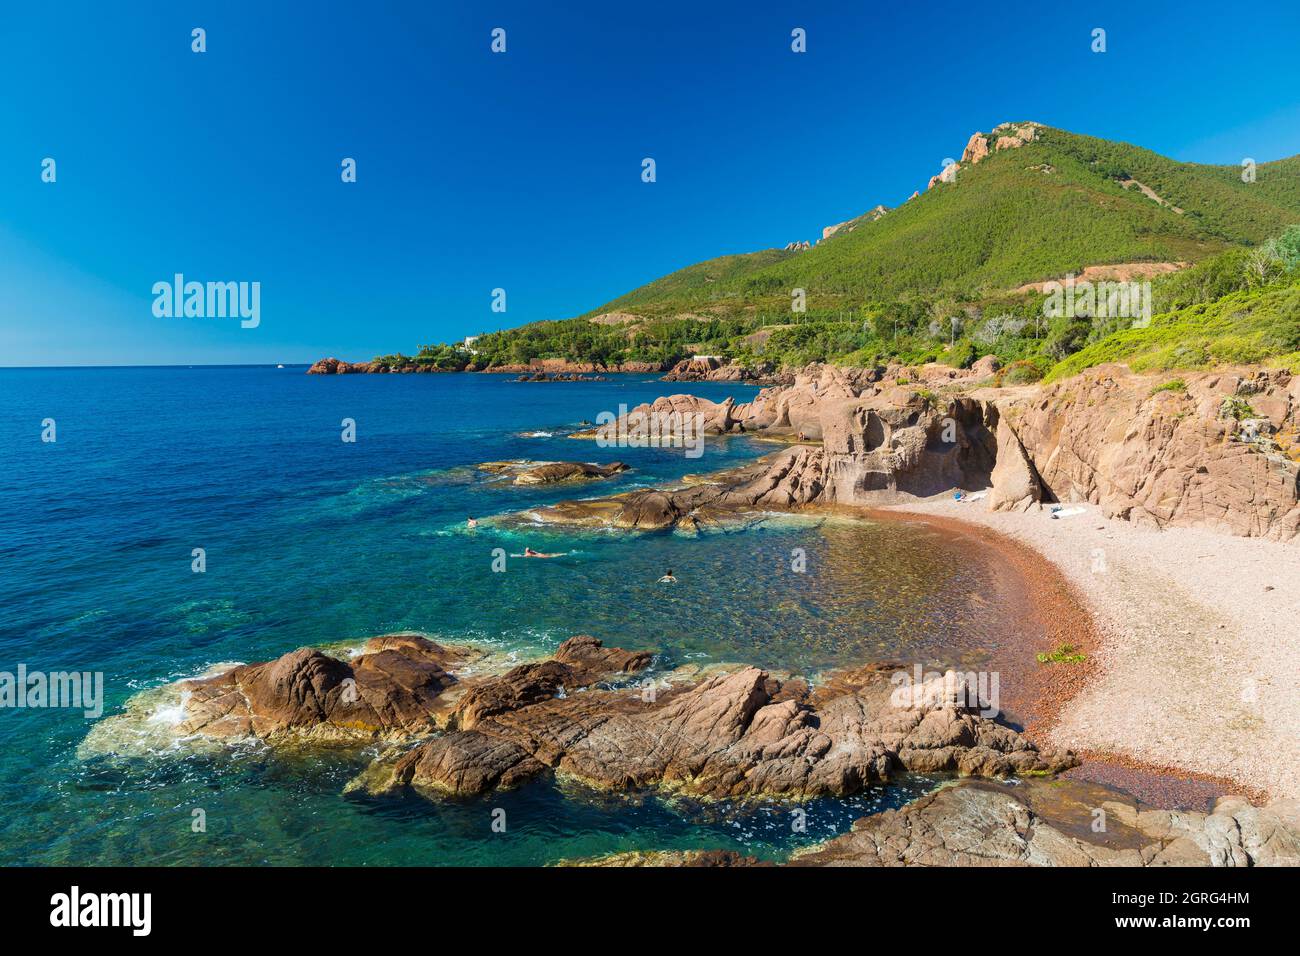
[382,124,1300,378]
[1046,228,1300,381]
[588,124,1300,319]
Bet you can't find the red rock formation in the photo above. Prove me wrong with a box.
[992,365,1300,537]
[371,660,1074,800]
[177,634,474,741]
[547,359,1300,539]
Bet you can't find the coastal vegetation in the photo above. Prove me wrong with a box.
[1036,644,1088,665]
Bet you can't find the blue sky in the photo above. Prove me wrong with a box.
[3,0,1299,366]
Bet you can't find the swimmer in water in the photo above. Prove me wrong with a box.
[657,569,677,583]
[467,517,478,528]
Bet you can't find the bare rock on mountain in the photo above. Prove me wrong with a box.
[961,132,990,165]
[993,122,1040,151]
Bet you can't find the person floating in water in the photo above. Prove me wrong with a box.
[657,569,677,583]
[467,516,478,528]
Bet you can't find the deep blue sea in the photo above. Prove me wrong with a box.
[0,367,1019,865]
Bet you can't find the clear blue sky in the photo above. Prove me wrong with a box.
[3,0,1299,366]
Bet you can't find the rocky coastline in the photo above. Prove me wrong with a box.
[532,359,1300,540]
[306,356,668,375]
[93,355,1300,865]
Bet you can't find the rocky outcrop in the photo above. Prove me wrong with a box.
[993,365,1300,539]
[308,357,375,374]
[176,634,479,743]
[364,659,1076,801]
[540,365,1007,529]
[562,849,766,867]
[661,357,780,383]
[479,460,630,485]
[790,777,1300,867]
[172,635,650,748]
[930,123,1043,190]
[986,415,1042,512]
[528,449,836,531]
[961,131,990,165]
[548,359,1300,540]
[515,372,608,382]
[819,206,888,244]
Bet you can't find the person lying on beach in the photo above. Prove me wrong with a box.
[657,569,677,583]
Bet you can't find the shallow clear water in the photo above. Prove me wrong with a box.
[0,367,1019,865]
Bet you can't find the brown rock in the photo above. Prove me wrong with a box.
[508,461,629,485]
[544,360,1300,541]
[987,414,1043,511]
[370,664,1076,801]
[790,777,1300,867]
[961,132,990,165]
[1000,366,1300,538]
[177,634,468,742]
[306,357,374,374]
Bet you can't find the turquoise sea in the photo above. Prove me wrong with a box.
[0,367,1026,865]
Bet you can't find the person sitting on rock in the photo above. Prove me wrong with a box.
[658,569,677,583]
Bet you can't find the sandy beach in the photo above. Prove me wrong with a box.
[889,499,1300,802]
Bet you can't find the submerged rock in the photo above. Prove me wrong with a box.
[482,460,630,485]
[559,849,767,867]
